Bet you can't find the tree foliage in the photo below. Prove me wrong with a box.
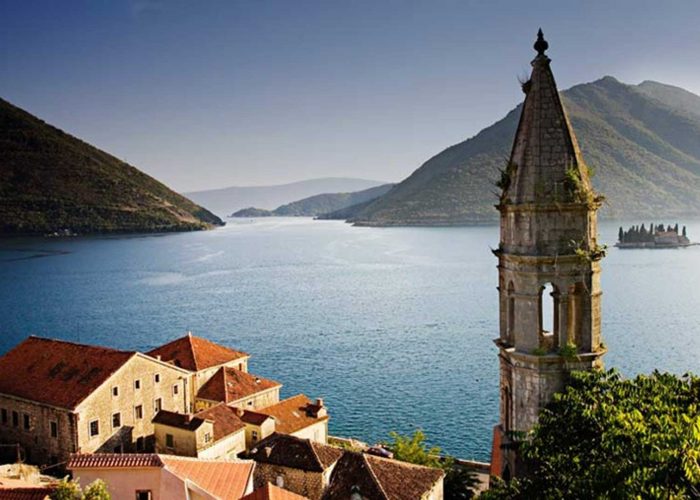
[51,478,111,500]
[484,369,700,499]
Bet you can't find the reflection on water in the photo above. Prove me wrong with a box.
[0,218,699,460]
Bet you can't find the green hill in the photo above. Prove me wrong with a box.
[348,77,700,226]
[0,98,223,235]
[231,183,394,218]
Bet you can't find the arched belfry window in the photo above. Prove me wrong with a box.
[539,283,559,338]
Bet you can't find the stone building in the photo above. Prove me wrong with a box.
[153,403,247,460]
[195,367,281,412]
[248,434,444,500]
[0,337,192,466]
[491,30,606,478]
[147,332,250,396]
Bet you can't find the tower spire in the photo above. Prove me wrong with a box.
[534,28,548,56]
[490,31,605,480]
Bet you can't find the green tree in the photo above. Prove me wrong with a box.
[83,480,110,500]
[484,370,700,499]
[50,478,82,500]
[385,430,479,499]
[51,477,111,500]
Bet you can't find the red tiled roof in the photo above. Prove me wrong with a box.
[0,337,135,409]
[240,482,309,500]
[323,452,444,500]
[160,455,254,500]
[68,453,164,469]
[0,487,54,500]
[240,409,272,426]
[197,367,281,404]
[195,403,246,441]
[147,333,248,372]
[152,410,206,431]
[248,434,342,473]
[258,394,328,435]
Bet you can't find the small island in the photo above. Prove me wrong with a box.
[616,223,695,248]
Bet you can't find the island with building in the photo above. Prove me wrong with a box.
[616,223,694,248]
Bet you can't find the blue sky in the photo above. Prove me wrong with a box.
[3,0,700,191]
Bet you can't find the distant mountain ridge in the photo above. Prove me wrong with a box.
[346,77,700,226]
[231,183,394,218]
[0,98,223,236]
[186,177,388,216]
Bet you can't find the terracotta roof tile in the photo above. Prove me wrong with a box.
[240,410,273,426]
[248,434,342,473]
[68,453,164,469]
[160,455,254,500]
[240,482,309,500]
[197,367,280,404]
[147,333,248,372]
[152,410,206,431]
[258,394,328,435]
[195,403,246,441]
[0,487,54,500]
[0,337,134,409]
[324,452,445,500]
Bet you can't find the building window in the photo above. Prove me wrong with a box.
[23,414,30,430]
[204,432,211,443]
[12,411,18,427]
[166,433,174,448]
[135,405,143,420]
[112,413,121,429]
[50,421,58,438]
[1,409,7,425]
[134,379,141,390]
[135,490,152,500]
[112,386,119,397]
[89,420,99,437]
[172,384,179,396]
[154,398,162,414]
[154,373,160,383]
[252,431,258,442]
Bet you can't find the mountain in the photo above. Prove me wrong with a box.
[347,77,700,226]
[185,177,388,216]
[231,183,394,218]
[0,98,223,236]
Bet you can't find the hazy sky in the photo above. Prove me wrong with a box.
[4,0,700,191]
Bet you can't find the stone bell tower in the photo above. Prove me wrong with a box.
[490,30,606,479]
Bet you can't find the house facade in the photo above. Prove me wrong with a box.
[0,337,191,466]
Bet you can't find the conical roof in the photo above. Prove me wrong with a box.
[501,30,594,205]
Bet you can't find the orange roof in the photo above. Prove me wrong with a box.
[68,454,254,500]
[197,367,280,404]
[0,337,134,409]
[161,455,254,500]
[240,482,309,500]
[258,394,328,435]
[147,333,248,372]
[195,403,246,441]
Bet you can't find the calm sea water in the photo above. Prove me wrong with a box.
[1,219,699,461]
